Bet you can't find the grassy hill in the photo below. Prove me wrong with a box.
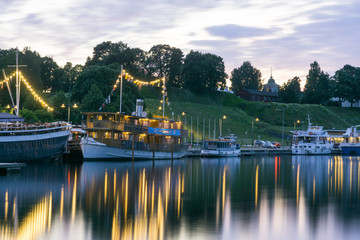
[139,87,360,144]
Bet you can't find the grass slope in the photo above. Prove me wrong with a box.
[140,87,360,143]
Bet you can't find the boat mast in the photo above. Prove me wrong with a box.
[162,77,165,119]
[119,64,123,114]
[8,48,26,116]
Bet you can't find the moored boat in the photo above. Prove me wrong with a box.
[340,125,360,156]
[80,103,188,160]
[200,134,240,157]
[291,117,333,155]
[0,115,71,162]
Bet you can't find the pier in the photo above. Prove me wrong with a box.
[0,163,26,174]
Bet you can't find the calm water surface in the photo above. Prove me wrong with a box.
[1,155,360,240]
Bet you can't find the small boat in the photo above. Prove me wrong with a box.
[200,134,241,157]
[291,116,333,155]
[340,125,360,156]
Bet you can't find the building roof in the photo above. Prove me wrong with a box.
[241,88,279,97]
[0,113,24,122]
[264,75,279,86]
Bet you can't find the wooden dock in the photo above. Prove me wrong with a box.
[0,163,26,173]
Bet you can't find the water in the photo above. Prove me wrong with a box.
[1,155,360,240]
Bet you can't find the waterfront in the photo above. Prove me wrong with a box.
[1,155,360,240]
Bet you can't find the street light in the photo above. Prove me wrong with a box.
[252,117,259,146]
[220,115,227,137]
[276,109,285,147]
[181,112,187,142]
[294,119,300,130]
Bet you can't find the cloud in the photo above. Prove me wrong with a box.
[206,24,274,39]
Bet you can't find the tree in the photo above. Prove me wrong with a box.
[303,61,331,104]
[81,84,105,112]
[182,51,227,94]
[86,41,147,79]
[279,76,301,103]
[230,61,262,92]
[72,65,119,102]
[146,44,183,87]
[333,65,360,107]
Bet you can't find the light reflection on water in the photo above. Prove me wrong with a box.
[1,155,360,240]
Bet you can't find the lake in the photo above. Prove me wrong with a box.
[1,155,360,240]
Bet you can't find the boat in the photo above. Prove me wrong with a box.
[0,114,71,162]
[200,134,241,157]
[340,125,360,155]
[291,117,333,155]
[80,100,188,160]
[0,50,71,162]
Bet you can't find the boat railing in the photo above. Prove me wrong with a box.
[100,138,187,152]
[0,121,71,134]
[87,119,188,137]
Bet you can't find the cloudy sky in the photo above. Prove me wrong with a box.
[0,0,359,87]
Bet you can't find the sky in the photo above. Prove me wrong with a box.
[0,0,359,87]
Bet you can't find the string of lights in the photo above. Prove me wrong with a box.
[18,72,54,111]
[1,71,53,111]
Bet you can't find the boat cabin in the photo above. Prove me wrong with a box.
[82,112,188,152]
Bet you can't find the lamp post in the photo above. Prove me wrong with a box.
[294,119,300,130]
[182,112,186,142]
[220,115,226,137]
[276,109,285,147]
[61,103,78,123]
[252,118,259,146]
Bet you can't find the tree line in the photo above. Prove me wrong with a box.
[0,42,359,122]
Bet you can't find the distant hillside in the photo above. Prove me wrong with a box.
[140,87,360,144]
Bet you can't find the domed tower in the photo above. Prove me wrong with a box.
[263,70,279,93]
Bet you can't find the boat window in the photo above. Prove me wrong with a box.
[97,115,103,121]
[105,132,111,139]
[114,133,118,139]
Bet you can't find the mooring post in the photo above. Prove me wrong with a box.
[152,135,155,160]
[132,134,135,162]
[171,137,174,161]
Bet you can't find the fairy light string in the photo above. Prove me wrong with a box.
[1,71,53,111]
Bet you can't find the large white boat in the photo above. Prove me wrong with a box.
[291,118,333,155]
[200,134,241,157]
[80,102,188,160]
[340,125,360,156]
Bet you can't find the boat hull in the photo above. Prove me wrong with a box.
[0,130,70,162]
[340,144,360,156]
[292,144,332,155]
[200,149,241,157]
[81,139,187,160]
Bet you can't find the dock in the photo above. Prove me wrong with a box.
[241,148,292,156]
[0,163,26,174]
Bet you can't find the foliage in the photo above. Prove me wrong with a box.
[146,44,183,88]
[85,41,147,79]
[80,84,105,112]
[72,65,119,102]
[182,51,227,94]
[333,64,360,107]
[230,61,262,92]
[279,76,301,103]
[303,61,331,104]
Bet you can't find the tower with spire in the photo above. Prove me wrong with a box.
[263,68,279,93]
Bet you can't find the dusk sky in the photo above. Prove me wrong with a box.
[1,0,359,87]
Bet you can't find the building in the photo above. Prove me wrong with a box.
[235,75,280,102]
[263,74,279,93]
[236,88,279,102]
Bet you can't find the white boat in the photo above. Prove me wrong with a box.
[80,101,188,160]
[200,134,241,157]
[291,117,333,155]
[340,125,360,156]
